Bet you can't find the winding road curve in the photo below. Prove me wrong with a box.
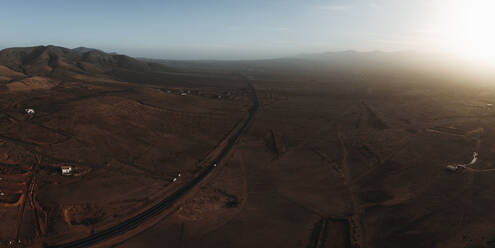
[45,75,259,248]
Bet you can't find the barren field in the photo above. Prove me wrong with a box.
[2,46,495,248]
[119,69,495,248]
[0,75,250,246]
[0,46,254,247]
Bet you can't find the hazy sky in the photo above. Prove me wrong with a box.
[0,0,493,60]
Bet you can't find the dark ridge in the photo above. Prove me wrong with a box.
[0,45,176,78]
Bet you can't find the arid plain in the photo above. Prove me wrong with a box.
[1,46,495,248]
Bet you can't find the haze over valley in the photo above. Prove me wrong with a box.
[2,1,495,248]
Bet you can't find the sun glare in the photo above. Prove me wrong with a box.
[434,0,495,65]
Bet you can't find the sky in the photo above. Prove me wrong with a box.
[0,0,494,61]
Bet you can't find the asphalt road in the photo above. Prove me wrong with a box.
[45,76,258,248]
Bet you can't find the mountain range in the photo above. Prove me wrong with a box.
[0,45,174,80]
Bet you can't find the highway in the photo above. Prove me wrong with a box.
[45,75,259,248]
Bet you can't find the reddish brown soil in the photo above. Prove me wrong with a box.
[0,46,252,246]
[3,46,495,248]
[119,69,495,248]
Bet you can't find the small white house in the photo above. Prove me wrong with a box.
[61,166,73,176]
[25,108,35,115]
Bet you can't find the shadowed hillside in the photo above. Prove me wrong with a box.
[0,45,175,80]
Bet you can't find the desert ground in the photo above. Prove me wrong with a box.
[1,46,495,248]
[118,68,495,248]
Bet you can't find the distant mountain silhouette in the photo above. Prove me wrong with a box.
[148,50,424,72]
[0,45,175,79]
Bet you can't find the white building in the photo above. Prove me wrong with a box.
[25,108,35,115]
[61,166,73,176]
